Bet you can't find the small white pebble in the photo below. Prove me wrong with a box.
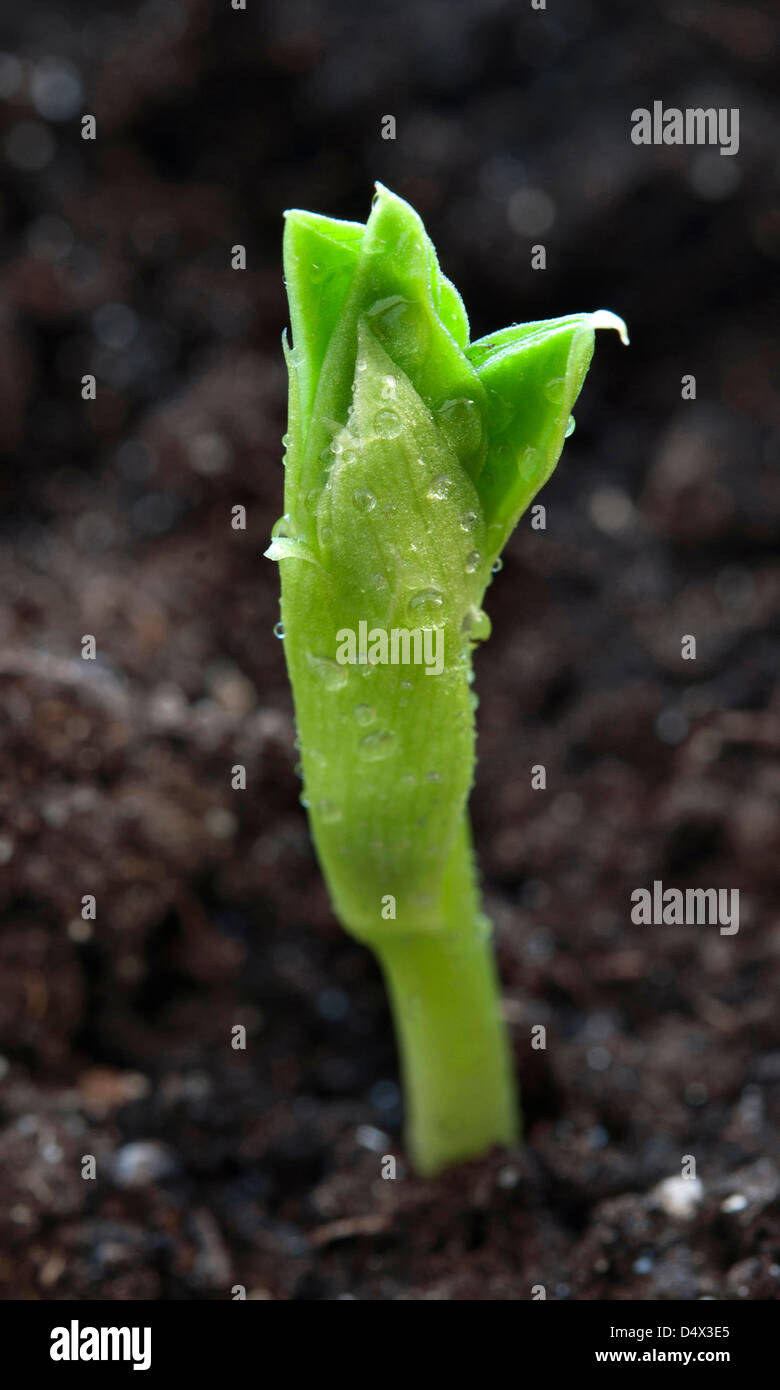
[112,1140,175,1189]
[589,486,635,535]
[587,1046,612,1072]
[653,1175,704,1220]
[204,807,238,839]
[720,1193,749,1214]
[355,1124,390,1154]
[497,1166,521,1190]
[67,918,93,943]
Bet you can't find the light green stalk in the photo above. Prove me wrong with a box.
[267,184,626,1175]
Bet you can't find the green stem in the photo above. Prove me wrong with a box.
[373,817,519,1176]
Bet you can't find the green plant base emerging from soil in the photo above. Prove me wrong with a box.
[268,184,626,1175]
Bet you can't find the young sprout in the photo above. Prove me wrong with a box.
[267,184,627,1176]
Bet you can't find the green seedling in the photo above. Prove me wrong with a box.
[267,184,627,1175]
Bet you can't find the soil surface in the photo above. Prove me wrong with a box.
[0,0,778,1299]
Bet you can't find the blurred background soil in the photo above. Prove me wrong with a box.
[0,0,778,1299]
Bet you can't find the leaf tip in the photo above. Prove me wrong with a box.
[590,309,630,345]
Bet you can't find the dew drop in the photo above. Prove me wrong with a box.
[353,487,376,512]
[465,551,481,574]
[461,605,491,643]
[425,770,442,783]
[492,557,503,574]
[519,445,539,479]
[545,377,566,404]
[373,573,388,591]
[436,397,483,455]
[367,301,430,364]
[408,588,445,622]
[374,409,402,439]
[271,515,294,540]
[305,489,321,513]
[486,390,515,432]
[460,510,479,532]
[426,475,451,501]
[299,793,310,808]
[273,621,285,639]
[317,799,342,824]
[380,374,397,400]
[565,415,576,438]
[358,729,396,761]
[306,652,348,691]
[354,703,376,726]
[476,913,493,942]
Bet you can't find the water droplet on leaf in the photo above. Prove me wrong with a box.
[408,588,445,623]
[476,913,493,942]
[353,487,376,512]
[426,475,451,501]
[519,445,538,479]
[367,300,430,364]
[436,396,483,457]
[306,652,348,690]
[358,729,396,761]
[461,606,491,643]
[374,409,402,439]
